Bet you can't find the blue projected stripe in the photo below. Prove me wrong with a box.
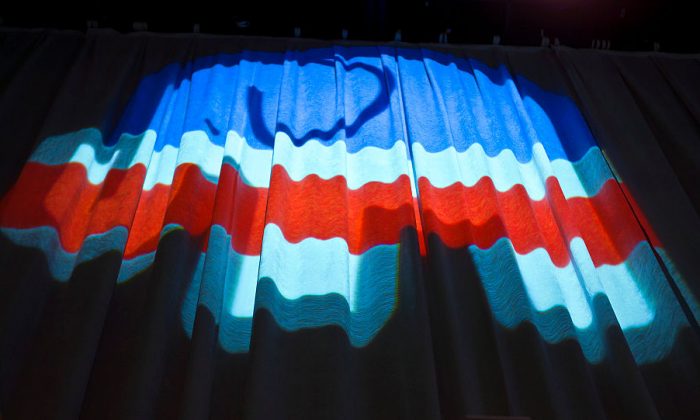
[105,48,596,161]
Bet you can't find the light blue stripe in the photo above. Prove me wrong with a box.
[472,238,688,364]
[181,224,399,353]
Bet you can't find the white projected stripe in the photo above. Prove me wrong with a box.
[31,128,612,198]
[412,142,612,200]
[473,237,655,330]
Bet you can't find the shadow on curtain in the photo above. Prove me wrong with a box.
[1,30,699,419]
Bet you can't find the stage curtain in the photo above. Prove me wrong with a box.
[1,29,699,419]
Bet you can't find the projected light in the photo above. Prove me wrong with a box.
[1,47,695,366]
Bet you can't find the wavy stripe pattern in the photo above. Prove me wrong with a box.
[470,237,683,364]
[29,129,611,199]
[0,47,688,365]
[1,159,642,266]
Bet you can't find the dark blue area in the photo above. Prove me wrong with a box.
[105,47,597,161]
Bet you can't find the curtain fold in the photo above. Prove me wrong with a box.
[1,29,699,419]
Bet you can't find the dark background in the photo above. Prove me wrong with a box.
[1,0,697,52]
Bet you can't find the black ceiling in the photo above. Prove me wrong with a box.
[1,0,697,52]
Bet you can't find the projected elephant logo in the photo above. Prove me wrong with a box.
[0,47,691,363]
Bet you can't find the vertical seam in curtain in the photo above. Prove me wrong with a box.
[390,45,444,417]
[390,47,427,257]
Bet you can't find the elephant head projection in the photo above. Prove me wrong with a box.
[0,47,693,363]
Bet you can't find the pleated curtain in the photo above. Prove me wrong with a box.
[1,29,699,419]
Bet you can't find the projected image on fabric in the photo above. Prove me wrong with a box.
[0,47,695,363]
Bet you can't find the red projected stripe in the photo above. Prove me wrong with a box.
[0,163,147,254]
[265,166,416,253]
[1,161,647,266]
[0,162,267,258]
[419,176,645,267]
